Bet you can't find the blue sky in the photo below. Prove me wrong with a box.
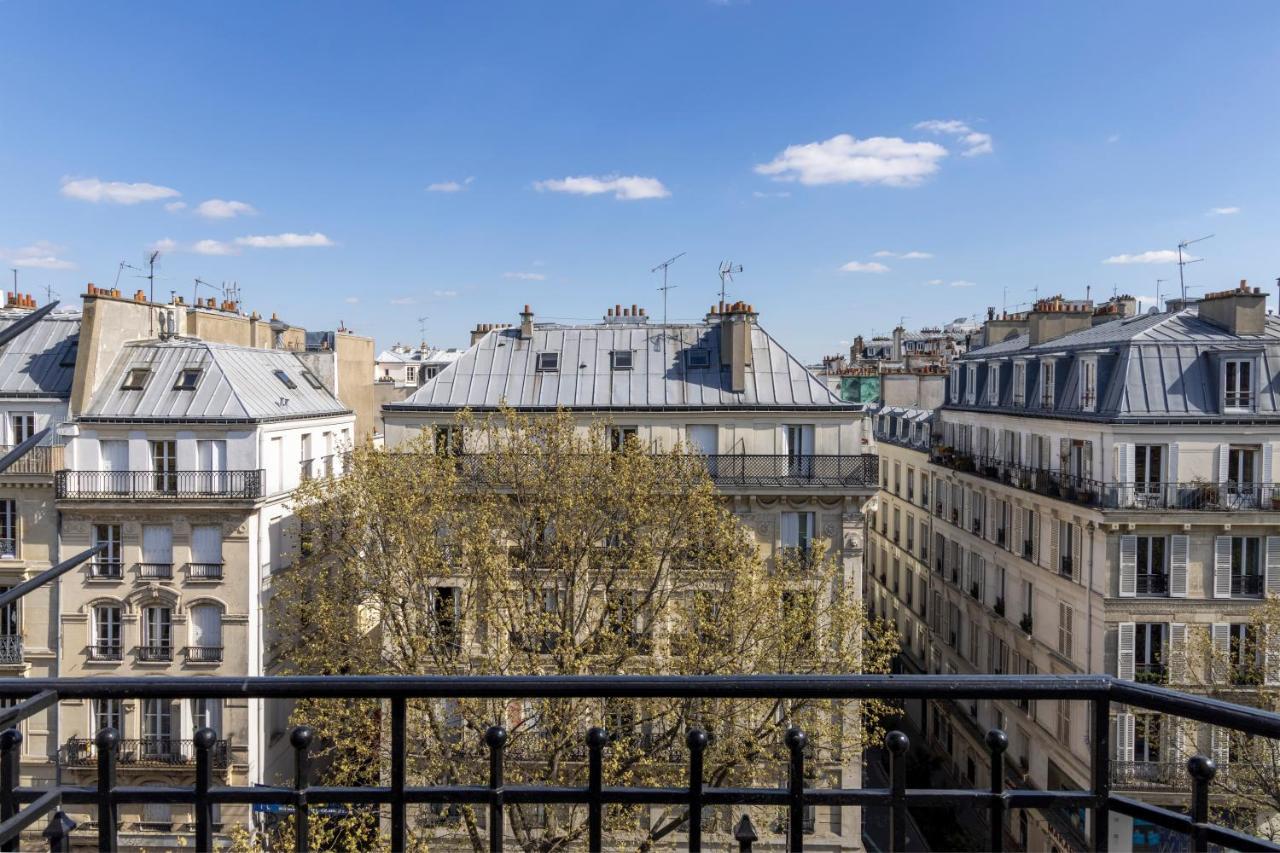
[2,2,1279,362]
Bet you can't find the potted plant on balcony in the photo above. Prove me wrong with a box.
[994,596,1005,617]
[1019,614,1033,634]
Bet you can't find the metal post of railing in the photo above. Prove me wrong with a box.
[1187,755,1216,853]
[485,725,507,853]
[96,727,118,853]
[886,730,909,853]
[291,725,313,853]
[41,812,74,853]
[785,727,806,853]
[986,728,1007,853]
[686,729,708,853]
[194,727,215,853]
[733,814,758,852]
[1091,696,1110,853]
[390,697,406,853]
[0,729,19,853]
[586,727,607,852]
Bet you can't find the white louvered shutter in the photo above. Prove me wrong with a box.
[1032,514,1041,565]
[1267,624,1280,686]
[1218,443,1230,485]
[1115,712,1134,762]
[1116,442,1134,507]
[1169,623,1187,684]
[986,495,996,542]
[1013,509,1023,558]
[1172,718,1185,764]
[1212,624,1231,683]
[1266,536,1280,596]
[1118,535,1137,597]
[1072,524,1082,582]
[1264,444,1275,504]
[1117,622,1135,681]
[1169,535,1189,598]
[1167,443,1179,485]
[1049,520,1059,574]
[1213,537,1232,599]
[1211,727,1230,767]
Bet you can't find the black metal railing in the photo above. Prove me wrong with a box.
[184,646,223,663]
[186,563,224,580]
[1136,573,1169,596]
[85,644,121,662]
[1232,574,1265,597]
[0,675,1276,852]
[88,561,122,580]
[55,470,264,500]
[136,645,172,663]
[136,563,172,580]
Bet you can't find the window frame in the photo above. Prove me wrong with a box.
[273,369,298,390]
[685,349,711,369]
[173,368,203,391]
[121,367,152,391]
[609,350,634,371]
[536,352,560,373]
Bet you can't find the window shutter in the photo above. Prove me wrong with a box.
[1267,624,1280,686]
[1167,443,1179,484]
[1031,514,1040,565]
[1013,509,1023,557]
[1169,623,1187,683]
[1115,712,1134,762]
[1049,519,1060,574]
[1171,718,1185,764]
[1117,622,1135,680]
[1118,535,1137,597]
[1116,443,1133,506]
[1211,727,1230,768]
[1169,535,1189,597]
[1212,623,1231,682]
[1213,537,1232,599]
[1218,443,1230,485]
[1072,524,1082,582]
[1266,536,1280,596]
[986,495,996,541]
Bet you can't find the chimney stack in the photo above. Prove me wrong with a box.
[1199,280,1267,335]
[717,300,757,393]
[1027,295,1094,346]
[519,305,534,340]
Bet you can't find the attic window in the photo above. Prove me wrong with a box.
[686,349,711,369]
[274,370,298,389]
[301,370,324,390]
[610,350,634,370]
[536,352,559,372]
[173,368,202,391]
[121,368,151,391]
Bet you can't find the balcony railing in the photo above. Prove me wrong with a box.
[186,562,224,580]
[136,563,173,580]
[1111,760,1186,791]
[137,645,172,662]
[184,646,224,663]
[1135,662,1168,685]
[86,644,122,662]
[0,675,1278,853]
[55,470,264,500]
[88,560,122,580]
[0,636,21,666]
[1232,574,1265,598]
[0,444,62,476]
[1136,573,1169,596]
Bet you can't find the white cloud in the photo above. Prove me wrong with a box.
[165,201,187,212]
[2,241,76,270]
[925,279,945,285]
[1208,206,1240,216]
[390,297,415,306]
[950,280,977,288]
[752,190,791,198]
[504,271,546,281]
[195,199,257,219]
[534,174,670,200]
[193,239,238,256]
[433,289,459,298]
[839,261,890,273]
[234,232,334,249]
[1102,250,1188,265]
[914,119,994,157]
[149,238,178,253]
[755,134,948,187]
[874,250,933,259]
[427,177,475,193]
[344,296,359,304]
[60,177,180,205]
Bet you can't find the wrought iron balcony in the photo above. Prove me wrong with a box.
[186,562,224,580]
[55,470,264,501]
[184,646,223,663]
[0,674,1277,853]
[0,636,21,666]
[137,645,172,662]
[86,643,122,662]
[136,563,173,580]
[1136,573,1169,596]
[1232,573,1265,598]
[88,560,122,580]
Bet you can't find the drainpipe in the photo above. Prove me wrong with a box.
[1086,521,1096,674]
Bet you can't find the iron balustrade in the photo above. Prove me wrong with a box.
[1136,573,1170,596]
[88,561,122,580]
[186,562,224,580]
[135,563,172,580]
[86,644,121,662]
[136,645,172,663]
[1233,574,1266,598]
[55,470,264,500]
[0,638,20,667]
[0,675,1276,852]
[183,646,223,663]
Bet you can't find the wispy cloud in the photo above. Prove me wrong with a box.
[193,239,238,256]
[839,261,890,273]
[950,280,977,288]
[756,134,948,187]
[344,296,359,304]
[165,201,187,213]
[534,175,670,200]
[1103,250,1187,265]
[60,176,180,205]
[149,238,178,253]
[752,190,791,199]
[873,250,933,259]
[925,279,945,285]
[390,297,415,306]
[427,177,475,193]
[235,232,334,249]
[1208,206,1240,216]
[914,119,994,157]
[2,241,76,270]
[432,289,459,298]
[504,271,546,281]
[195,199,257,219]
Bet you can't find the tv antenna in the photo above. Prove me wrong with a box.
[651,252,685,325]
[417,316,429,341]
[193,277,221,305]
[1155,279,1167,311]
[718,261,743,305]
[1177,234,1213,299]
[120,251,162,335]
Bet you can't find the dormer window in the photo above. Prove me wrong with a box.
[274,370,298,389]
[173,368,202,391]
[1012,361,1026,407]
[121,368,151,391]
[610,350,634,371]
[1040,361,1055,409]
[1080,358,1098,412]
[301,371,325,390]
[686,349,711,369]
[536,352,559,373]
[987,364,1000,406]
[1223,357,1254,412]
[965,364,978,405]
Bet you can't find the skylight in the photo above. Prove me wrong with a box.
[301,370,324,390]
[121,367,151,391]
[536,352,559,372]
[173,368,202,391]
[274,369,298,389]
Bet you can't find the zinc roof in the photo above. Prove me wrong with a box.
[0,308,81,398]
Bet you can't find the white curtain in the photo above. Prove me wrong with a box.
[142,525,173,564]
[191,525,223,564]
[190,605,222,648]
[198,440,227,491]
[100,440,128,471]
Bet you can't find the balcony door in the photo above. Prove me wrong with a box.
[142,698,175,757]
[141,525,172,574]
[198,439,228,493]
[99,439,129,495]
[783,424,814,478]
[190,605,223,655]
[150,440,177,493]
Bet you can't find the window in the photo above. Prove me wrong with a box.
[609,426,637,452]
[536,352,559,372]
[1228,623,1262,684]
[1226,445,1258,490]
[1040,361,1055,408]
[150,440,176,493]
[301,370,325,390]
[1135,623,1166,682]
[91,605,122,659]
[1058,603,1073,659]
[92,698,122,734]
[1228,536,1263,597]
[7,413,34,445]
[781,511,816,559]
[173,368,202,390]
[1134,713,1162,763]
[685,349,711,369]
[1134,445,1164,495]
[274,369,298,389]
[141,525,173,577]
[405,365,417,383]
[1224,358,1254,411]
[610,350,634,370]
[949,366,960,403]
[189,605,223,660]
[92,524,123,577]
[434,425,464,456]
[965,364,978,404]
[1012,361,1026,407]
[0,500,15,559]
[141,698,174,756]
[1136,536,1168,596]
[1080,358,1098,410]
[431,587,462,654]
[191,524,224,576]
[1056,700,1071,744]
[191,698,223,736]
[121,367,151,390]
[1058,520,1076,577]
[142,606,172,659]
[987,364,1000,405]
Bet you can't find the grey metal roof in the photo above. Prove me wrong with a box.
[81,339,350,422]
[389,322,852,411]
[0,308,80,398]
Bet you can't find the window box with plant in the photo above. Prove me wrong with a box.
[1019,614,1033,635]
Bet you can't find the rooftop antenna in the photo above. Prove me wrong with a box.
[717,260,743,306]
[1155,279,1166,312]
[417,316,429,342]
[193,277,221,305]
[651,251,685,325]
[1177,234,1213,299]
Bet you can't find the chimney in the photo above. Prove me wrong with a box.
[1027,295,1094,346]
[519,305,534,340]
[717,301,756,393]
[1199,280,1267,335]
[891,326,905,361]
